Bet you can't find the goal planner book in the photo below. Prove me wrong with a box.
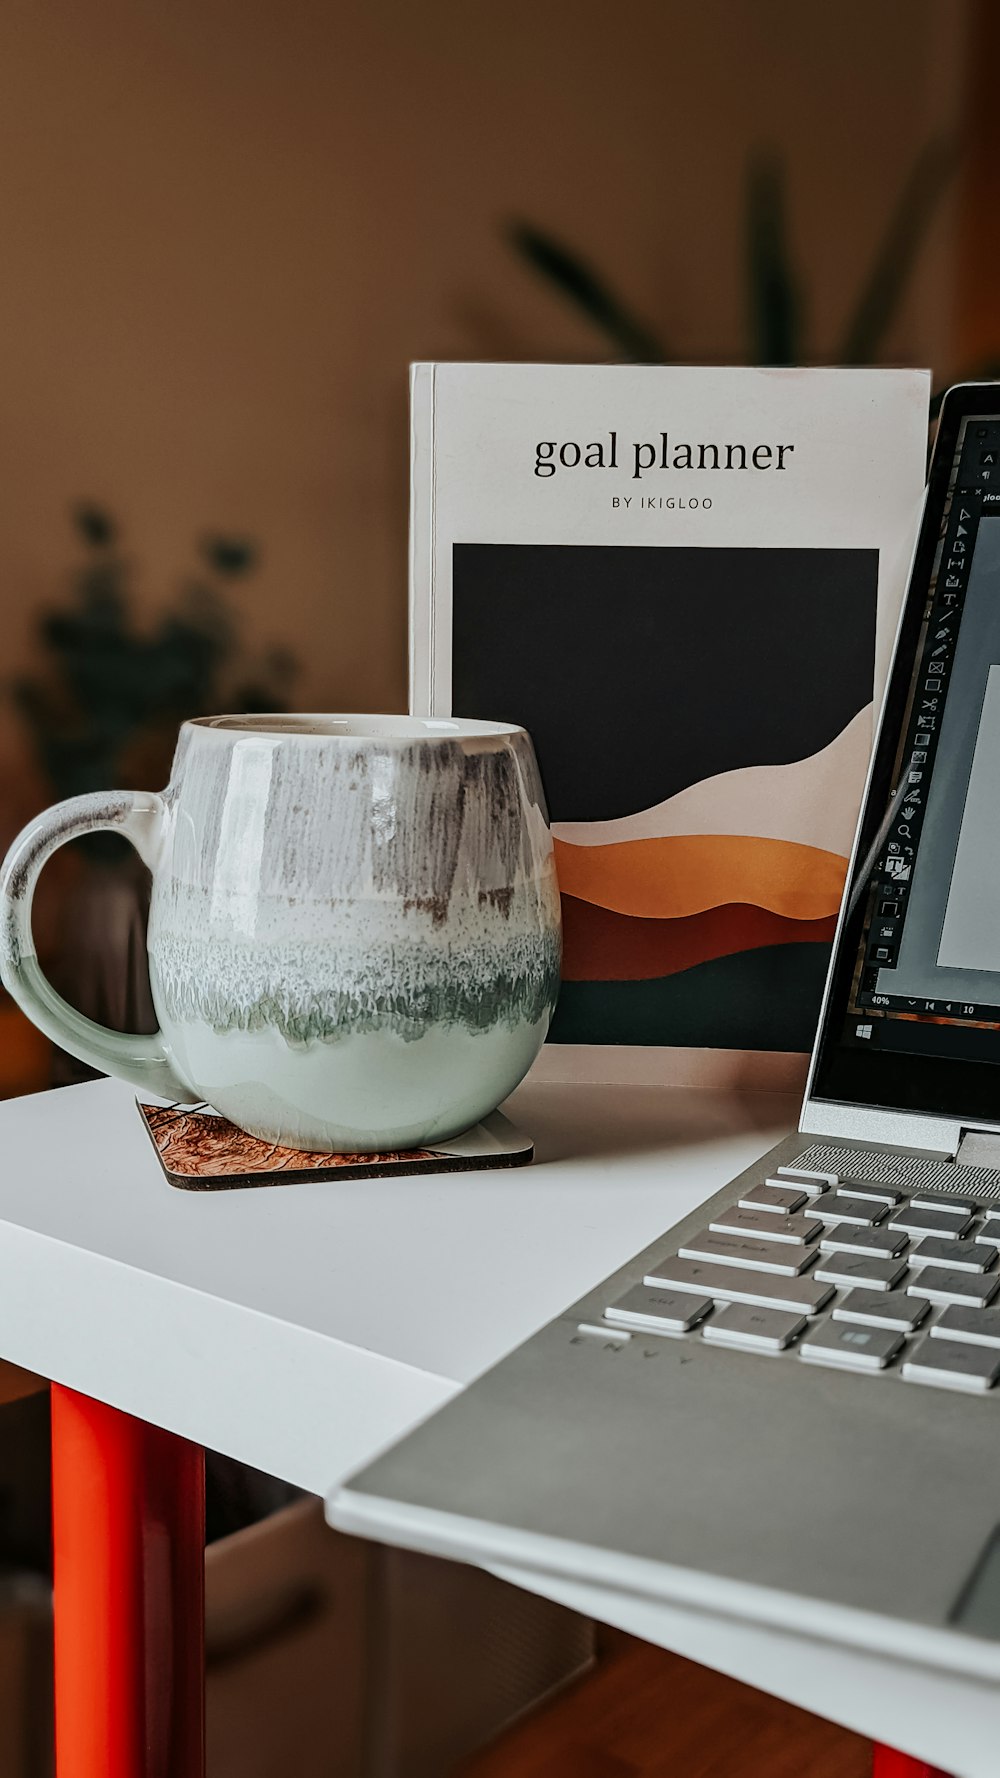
[409,363,929,1061]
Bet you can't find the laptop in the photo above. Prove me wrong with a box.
[331,384,1000,1679]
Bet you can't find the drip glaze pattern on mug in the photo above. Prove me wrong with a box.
[152,928,561,1043]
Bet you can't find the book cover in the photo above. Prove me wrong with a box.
[410,364,929,1062]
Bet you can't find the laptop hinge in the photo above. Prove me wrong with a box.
[799,1098,960,1158]
[957,1130,1000,1169]
[801,1100,1000,1165]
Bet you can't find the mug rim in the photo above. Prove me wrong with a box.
[186,713,525,742]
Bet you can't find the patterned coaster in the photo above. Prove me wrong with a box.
[136,1100,533,1190]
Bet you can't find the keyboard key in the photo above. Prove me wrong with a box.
[834,1289,929,1333]
[643,1256,834,1316]
[908,1237,996,1274]
[678,1231,815,1276]
[909,1192,979,1217]
[773,1168,834,1192]
[738,1184,807,1214]
[902,1336,1000,1392]
[806,1193,887,1226]
[907,1270,1000,1308]
[932,1305,1000,1348]
[604,1285,711,1334]
[832,1177,904,1205]
[800,1320,903,1371]
[702,1302,805,1352]
[813,1252,908,1291]
[819,1224,909,1258]
[889,1207,974,1240]
[978,1219,1000,1248]
[708,1208,820,1245]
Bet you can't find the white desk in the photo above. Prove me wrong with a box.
[0,1074,787,1496]
[0,1073,969,1775]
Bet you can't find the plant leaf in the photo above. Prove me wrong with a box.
[200,534,258,577]
[508,221,669,363]
[73,503,116,549]
[745,153,802,366]
[838,139,957,366]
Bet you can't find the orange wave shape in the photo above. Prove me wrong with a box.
[553,833,847,922]
[561,894,838,982]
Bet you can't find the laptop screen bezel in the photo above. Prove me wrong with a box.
[809,383,1000,1125]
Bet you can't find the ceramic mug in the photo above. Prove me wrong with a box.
[0,714,562,1151]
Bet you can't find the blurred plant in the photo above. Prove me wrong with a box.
[14,504,297,807]
[508,138,957,369]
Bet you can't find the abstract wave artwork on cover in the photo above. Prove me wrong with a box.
[452,543,879,1051]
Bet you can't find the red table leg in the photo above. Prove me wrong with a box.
[51,1385,205,1778]
[873,1746,953,1778]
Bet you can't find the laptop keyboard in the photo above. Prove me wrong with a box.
[598,1163,1000,1393]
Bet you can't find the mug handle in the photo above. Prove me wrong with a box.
[0,789,196,1101]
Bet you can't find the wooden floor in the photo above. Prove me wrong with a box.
[459,1633,872,1778]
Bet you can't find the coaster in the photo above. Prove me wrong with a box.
[136,1099,533,1190]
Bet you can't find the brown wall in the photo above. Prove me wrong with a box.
[0,0,965,809]
[958,0,1000,366]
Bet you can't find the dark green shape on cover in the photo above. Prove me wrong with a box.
[549,943,832,1052]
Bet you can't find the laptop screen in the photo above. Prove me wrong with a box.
[812,387,1000,1123]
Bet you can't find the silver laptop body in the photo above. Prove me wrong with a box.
[333,386,1000,1680]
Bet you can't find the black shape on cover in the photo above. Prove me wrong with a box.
[452,544,877,822]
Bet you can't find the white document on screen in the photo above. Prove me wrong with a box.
[938,664,1000,974]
